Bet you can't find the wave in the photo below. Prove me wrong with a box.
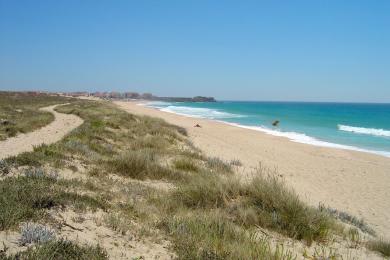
[140,101,172,107]
[225,123,390,158]
[144,102,390,158]
[158,105,245,119]
[338,124,390,137]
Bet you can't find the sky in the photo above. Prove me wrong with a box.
[0,0,389,102]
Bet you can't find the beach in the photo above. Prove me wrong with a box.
[116,100,390,239]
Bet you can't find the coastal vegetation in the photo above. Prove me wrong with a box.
[0,92,71,140]
[368,239,390,257]
[0,93,383,259]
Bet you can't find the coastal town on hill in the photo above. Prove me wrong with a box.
[4,90,216,102]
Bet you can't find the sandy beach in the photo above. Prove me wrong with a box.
[116,100,390,239]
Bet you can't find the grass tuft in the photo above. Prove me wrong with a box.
[169,170,334,244]
[240,174,333,243]
[324,207,375,236]
[105,150,175,180]
[230,159,243,166]
[367,239,390,257]
[206,157,233,173]
[5,239,108,260]
[161,211,295,259]
[173,158,199,172]
[0,173,107,230]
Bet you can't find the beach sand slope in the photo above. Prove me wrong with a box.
[115,101,390,239]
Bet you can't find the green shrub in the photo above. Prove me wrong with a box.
[19,222,56,245]
[4,239,108,260]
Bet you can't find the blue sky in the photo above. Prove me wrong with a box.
[0,0,389,102]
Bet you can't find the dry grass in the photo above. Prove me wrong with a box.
[161,211,295,259]
[2,240,108,259]
[168,170,334,244]
[0,173,107,230]
[0,92,72,140]
[173,157,200,172]
[367,239,390,257]
[1,96,351,259]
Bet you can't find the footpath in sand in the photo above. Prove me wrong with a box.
[115,100,390,240]
[0,104,83,160]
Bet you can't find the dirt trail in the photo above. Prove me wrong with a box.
[0,104,83,160]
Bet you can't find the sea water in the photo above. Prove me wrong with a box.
[146,101,390,157]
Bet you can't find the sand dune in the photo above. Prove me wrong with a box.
[0,104,83,160]
[116,100,390,239]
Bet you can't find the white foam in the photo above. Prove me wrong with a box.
[338,124,390,138]
[223,123,390,158]
[146,104,390,158]
[141,101,172,107]
[158,105,245,119]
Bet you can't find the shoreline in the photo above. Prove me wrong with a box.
[116,100,390,239]
[142,101,390,158]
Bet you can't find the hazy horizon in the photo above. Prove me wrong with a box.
[1,1,389,103]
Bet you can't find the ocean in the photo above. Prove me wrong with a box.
[146,101,390,157]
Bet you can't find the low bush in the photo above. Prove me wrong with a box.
[19,222,56,245]
[5,239,108,260]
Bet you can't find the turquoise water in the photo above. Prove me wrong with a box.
[147,101,390,157]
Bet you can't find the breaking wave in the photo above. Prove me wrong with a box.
[159,105,245,119]
[338,125,390,138]
[226,123,390,157]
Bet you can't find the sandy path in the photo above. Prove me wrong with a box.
[0,104,83,160]
[115,101,390,239]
